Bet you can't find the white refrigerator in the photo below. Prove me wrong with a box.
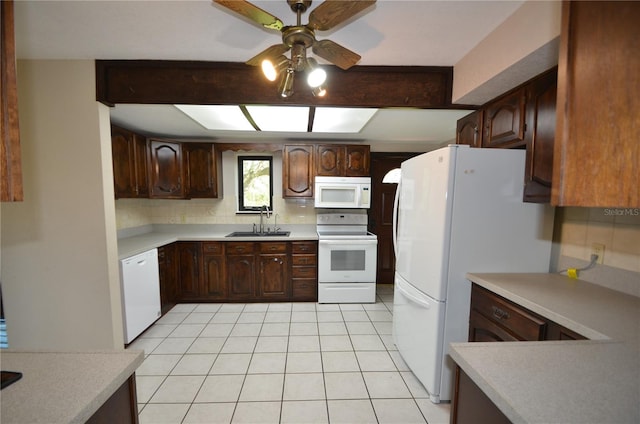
[391,145,554,403]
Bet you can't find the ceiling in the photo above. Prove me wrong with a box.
[13,0,527,151]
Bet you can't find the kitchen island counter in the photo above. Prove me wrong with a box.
[450,273,640,424]
[118,224,319,259]
[0,350,144,424]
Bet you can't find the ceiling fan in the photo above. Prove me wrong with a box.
[214,0,377,97]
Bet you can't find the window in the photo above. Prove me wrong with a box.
[237,156,273,212]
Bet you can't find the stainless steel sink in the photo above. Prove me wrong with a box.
[225,231,290,238]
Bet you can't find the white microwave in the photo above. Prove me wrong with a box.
[314,176,371,209]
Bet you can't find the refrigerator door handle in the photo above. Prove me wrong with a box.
[392,177,401,258]
[396,281,431,309]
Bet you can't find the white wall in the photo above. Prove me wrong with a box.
[453,0,562,105]
[1,60,124,350]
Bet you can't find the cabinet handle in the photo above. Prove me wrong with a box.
[492,306,510,320]
[236,247,245,252]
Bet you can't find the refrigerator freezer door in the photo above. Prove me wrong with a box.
[395,147,455,301]
[392,273,446,403]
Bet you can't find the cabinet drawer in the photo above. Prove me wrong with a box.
[292,242,317,254]
[471,285,546,341]
[292,254,317,266]
[202,242,224,254]
[260,242,288,253]
[292,279,317,300]
[291,266,317,279]
[226,242,255,254]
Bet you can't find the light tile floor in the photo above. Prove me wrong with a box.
[127,284,450,424]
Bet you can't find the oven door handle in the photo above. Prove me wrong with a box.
[319,240,378,246]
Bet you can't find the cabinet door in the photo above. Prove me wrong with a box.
[316,145,345,176]
[552,1,640,207]
[345,145,370,176]
[202,254,226,300]
[183,143,218,198]
[482,87,526,148]
[177,242,201,301]
[111,125,137,198]
[469,284,546,341]
[158,243,178,315]
[148,140,184,198]
[451,367,511,424]
[258,254,289,299]
[227,252,256,300]
[546,321,586,341]
[283,145,314,197]
[468,310,519,342]
[133,133,149,197]
[456,110,483,148]
[523,69,557,203]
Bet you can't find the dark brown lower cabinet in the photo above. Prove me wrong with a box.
[451,367,511,424]
[162,240,317,304]
[202,242,226,300]
[158,243,178,315]
[86,375,138,424]
[452,284,588,423]
[468,284,587,342]
[176,242,201,301]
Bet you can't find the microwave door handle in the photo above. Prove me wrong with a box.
[355,185,361,207]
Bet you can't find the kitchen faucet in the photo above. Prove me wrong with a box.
[259,205,271,234]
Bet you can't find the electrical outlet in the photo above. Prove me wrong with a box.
[591,243,605,264]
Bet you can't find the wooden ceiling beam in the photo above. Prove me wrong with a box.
[96,60,463,109]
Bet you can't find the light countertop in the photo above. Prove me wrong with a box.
[118,224,319,259]
[0,350,144,424]
[450,273,640,424]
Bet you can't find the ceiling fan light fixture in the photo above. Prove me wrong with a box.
[312,84,327,97]
[262,55,289,82]
[290,43,307,72]
[278,67,295,98]
[306,58,327,88]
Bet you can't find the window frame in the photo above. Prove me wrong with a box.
[237,155,273,213]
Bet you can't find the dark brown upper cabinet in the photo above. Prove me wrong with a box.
[183,142,220,199]
[553,1,640,207]
[482,87,527,148]
[148,140,184,199]
[456,110,483,148]
[523,69,557,203]
[111,125,149,198]
[316,144,370,177]
[283,144,314,198]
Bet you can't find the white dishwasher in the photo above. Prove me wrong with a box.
[119,248,161,344]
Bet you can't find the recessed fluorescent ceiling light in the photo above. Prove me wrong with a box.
[313,107,378,133]
[175,104,377,133]
[174,105,254,131]
[245,105,309,132]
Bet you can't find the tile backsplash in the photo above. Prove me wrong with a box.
[554,207,640,296]
[556,207,640,273]
[115,197,317,229]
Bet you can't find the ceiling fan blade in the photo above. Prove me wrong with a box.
[246,44,290,66]
[312,39,361,70]
[214,0,284,31]
[308,0,376,31]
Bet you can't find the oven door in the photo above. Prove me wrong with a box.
[318,239,378,283]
